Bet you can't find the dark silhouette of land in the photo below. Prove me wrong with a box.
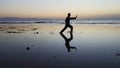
[60,32,77,52]
[60,13,77,33]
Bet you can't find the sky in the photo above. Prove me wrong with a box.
[0,0,120,18]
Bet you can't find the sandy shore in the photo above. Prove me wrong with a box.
[0,24,120,68]
[0,24,120,34]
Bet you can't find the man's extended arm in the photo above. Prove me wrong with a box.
[70,15,77,20]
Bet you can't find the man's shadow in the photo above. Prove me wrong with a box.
[60,32,77,52]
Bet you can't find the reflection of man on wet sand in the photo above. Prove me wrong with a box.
[60,13,77,33]
[60,33,77,52]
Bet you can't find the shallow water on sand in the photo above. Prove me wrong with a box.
[0,24,120,68]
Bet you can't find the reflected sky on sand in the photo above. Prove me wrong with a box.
[0,24,120,68]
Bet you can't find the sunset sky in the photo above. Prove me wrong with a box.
[0,0,120,18]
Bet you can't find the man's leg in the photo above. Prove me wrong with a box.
[60,26,67,33]
[69,25,73,33]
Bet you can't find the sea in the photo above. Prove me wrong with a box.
[0,19,120,24]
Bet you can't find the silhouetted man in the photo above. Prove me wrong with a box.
[60,13,77,33]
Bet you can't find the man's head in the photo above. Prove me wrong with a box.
[68,13,71,16]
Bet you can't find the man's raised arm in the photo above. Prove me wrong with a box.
[70,15,77,20]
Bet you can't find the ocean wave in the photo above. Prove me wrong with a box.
[0,20,120,24]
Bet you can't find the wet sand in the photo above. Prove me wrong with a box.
[0,24,120,68]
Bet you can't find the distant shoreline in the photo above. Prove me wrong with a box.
[0,22,120,24]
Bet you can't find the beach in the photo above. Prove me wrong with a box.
[0,24,120,68]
